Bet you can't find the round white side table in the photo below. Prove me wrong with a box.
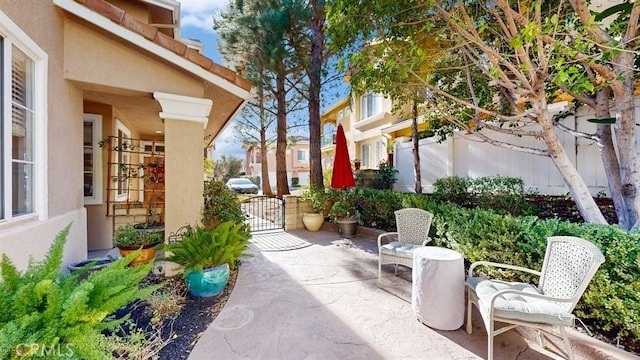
[412,246,465,330]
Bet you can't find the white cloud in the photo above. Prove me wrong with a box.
[178,0,230,33]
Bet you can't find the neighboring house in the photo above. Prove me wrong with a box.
[0,0,251,271]
[245,138,310,188]
[320,92,428,170]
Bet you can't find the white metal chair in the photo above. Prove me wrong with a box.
[377,208,433,281]
[466,236,605,360]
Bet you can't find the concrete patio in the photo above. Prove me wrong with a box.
[189,228,637,360]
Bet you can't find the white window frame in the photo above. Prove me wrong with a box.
[375,140,386,166]
[359,92,383,121]
[0,10,48,223]
[361,143,371,168]
[114,120,131,202]
[83,114,102,205]
[297,149,308,163]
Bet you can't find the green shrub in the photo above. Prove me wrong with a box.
[202,180,246,229]
[432,176,471,205]
[300,186,328,213]
[433,176,537,216]
[374,161,398,189]
[0,224,158,359]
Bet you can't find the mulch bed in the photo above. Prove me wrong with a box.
[113,269,238,358]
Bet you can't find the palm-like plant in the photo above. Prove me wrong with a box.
[160,221,250,274]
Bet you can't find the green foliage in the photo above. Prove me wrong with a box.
[161,221,251,274]
[0,224,158,359]
[433,176,538,216]
[300,186,328,213]
[202,180,246,229]
[113,224,163,248]
[374,161,398,190]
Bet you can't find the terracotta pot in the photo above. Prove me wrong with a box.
[354,161,361,170]
[117,244,157,266]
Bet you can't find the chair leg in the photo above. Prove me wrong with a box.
[378,261,382,281]
[536,330,544,348]
[559,326,575,360]
[466,298,473,334]
[487,320,494,360]
[394,264,398,275]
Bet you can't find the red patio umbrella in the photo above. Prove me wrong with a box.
[331,124,355,188]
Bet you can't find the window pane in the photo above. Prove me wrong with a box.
[11,105,33,161]
[84,173,93,197]
[12,162,33,216]
[83,121,93,146]
[11,46,32,108]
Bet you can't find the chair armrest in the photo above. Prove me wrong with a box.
[421,236,432,246]
[468,261,541,279]
[377,232,398,248]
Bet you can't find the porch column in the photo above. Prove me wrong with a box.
[153,92,212,244]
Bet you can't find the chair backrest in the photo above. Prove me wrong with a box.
[539,236,605,311]
[394,208,433,245]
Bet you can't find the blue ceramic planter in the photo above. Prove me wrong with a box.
[184,263,230,297]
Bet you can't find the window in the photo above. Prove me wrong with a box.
[338,110,343,119]
[376,140,386,166]
[83,114,102,205]
[254,151,261,163]
[115,120,131,201]
[0,13,47,222]
[361,143,370,168]
[297,149,308,162]
[359,92,383,120]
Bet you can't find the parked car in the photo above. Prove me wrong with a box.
[226,178,259,194]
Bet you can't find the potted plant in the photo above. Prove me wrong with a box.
[160,221,250,297]
[300,187,327,231]
[353,159,362,170]
[328,191,358,238]
[113,224,163,266]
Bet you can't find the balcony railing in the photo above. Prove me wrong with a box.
[321,132,336,147]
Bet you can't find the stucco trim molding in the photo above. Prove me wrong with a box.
[153,92,212,125]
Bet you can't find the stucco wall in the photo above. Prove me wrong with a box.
[63,18,202,97]
[0,2,87,270]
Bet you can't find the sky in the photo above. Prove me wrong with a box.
[178,0,244,159]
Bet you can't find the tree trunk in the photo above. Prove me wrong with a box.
[275,66,290,197]
[540,107,607,224]
[308,0,325,189]
[260,129,272,196]
[412,99,422,193]
[611,52,640,229]
[593,88,626,227]
[257,90,273,196]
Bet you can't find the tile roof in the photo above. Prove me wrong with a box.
[74,0,251,92]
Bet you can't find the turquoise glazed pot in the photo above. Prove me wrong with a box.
[185,263,230,297]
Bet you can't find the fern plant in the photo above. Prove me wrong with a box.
[0,224,159,359]
[161,221,250,274]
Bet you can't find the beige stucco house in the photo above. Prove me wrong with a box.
[0,0,251,271]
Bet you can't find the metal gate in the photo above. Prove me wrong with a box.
[240,196,285,232]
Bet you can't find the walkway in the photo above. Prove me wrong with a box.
[189,229,637,360]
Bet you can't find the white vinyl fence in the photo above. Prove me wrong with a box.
[394,98,640,195]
